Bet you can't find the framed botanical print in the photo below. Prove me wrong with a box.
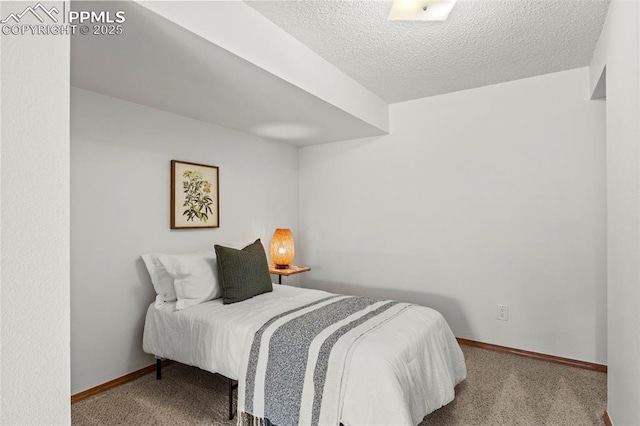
[171,160,219,229]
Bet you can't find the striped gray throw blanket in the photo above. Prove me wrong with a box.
[237,295,414,426]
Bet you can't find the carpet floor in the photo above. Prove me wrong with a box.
[72,345,606,425]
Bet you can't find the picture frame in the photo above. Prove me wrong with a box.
[171,160,219,229]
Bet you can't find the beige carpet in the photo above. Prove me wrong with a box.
[72,345,606,426]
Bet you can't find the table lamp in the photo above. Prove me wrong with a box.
[270,228,295,269]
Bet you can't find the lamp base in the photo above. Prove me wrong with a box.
[275,264,290,270]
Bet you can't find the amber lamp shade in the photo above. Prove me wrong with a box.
[271,228,295,269]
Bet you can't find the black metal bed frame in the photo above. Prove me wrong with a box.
[156,358,238,420]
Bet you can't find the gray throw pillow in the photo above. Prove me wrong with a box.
[214,239,273,304]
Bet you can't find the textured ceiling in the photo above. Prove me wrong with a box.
[246,0,610,103]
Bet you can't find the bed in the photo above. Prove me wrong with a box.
[143,284,467,426]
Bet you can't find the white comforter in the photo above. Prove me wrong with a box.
[143,285,466,426]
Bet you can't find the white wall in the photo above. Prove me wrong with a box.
[71,88,299,394]
[0,2,71,423]
[590,1,640,424]
[299,67,607,364]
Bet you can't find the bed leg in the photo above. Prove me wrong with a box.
[156,358,162,380]
[228,378,234,420]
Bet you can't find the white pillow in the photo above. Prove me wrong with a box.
[158,251,220,310]
[141,253,177,307]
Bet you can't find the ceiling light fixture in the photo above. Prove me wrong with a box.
[388,0,458,21]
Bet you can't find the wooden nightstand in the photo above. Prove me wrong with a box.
[268,265,311,284]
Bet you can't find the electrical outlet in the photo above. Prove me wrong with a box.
[497,304,509,321]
